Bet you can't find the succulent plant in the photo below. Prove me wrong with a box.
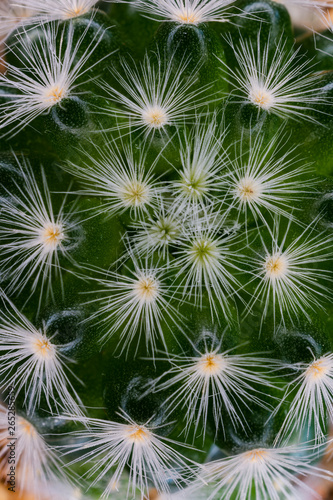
[1,1,333,499]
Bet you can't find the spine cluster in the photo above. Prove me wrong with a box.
[0,1,333,499]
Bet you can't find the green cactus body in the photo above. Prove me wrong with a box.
[1,1,333,499]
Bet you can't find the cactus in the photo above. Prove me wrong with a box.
[1,1,333,499]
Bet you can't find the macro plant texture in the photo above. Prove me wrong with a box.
[2,0,333,499]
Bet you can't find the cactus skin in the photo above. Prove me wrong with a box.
[1,1,333,499]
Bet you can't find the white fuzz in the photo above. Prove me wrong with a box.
[0,0,99,43]
[0,21,106,136]
[0,158,77,302]
[64,411,197,499]
[37,483,87,500]
[173,213,243,320]
[171,120,228,214]
[150,342,276,441]
[0,1,37,42]
[218,34,325,121]
[65,135,163,219]
[247,218,333,327]
[0,295,83,416]
[13,0,99,22]
[275,352,333,445]
[83,254,185,354]
[133,0,237,24]
[0,404,67,497]
[199,442,332,500]
[224,128,315,230]
[101,51,211,137]
[152,490,197,500]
